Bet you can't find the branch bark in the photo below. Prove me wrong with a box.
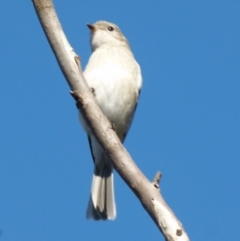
[32,0,190,240]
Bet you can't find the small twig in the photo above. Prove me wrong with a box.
[70,90,81,109]
[153,171,162,189]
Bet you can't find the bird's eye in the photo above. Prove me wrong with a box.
[108,26,114,31]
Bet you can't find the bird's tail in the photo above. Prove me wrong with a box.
[86,158,116,220]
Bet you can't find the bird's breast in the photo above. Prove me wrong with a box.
[83,50,139,134]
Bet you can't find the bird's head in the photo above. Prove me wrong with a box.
[87,21,129,51]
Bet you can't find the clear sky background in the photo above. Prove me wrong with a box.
[0,1,239,240]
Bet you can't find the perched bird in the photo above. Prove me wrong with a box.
[80,21,142,220]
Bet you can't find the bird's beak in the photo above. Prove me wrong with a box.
[87,23,96,33]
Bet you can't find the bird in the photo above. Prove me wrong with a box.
[79,21,142,220]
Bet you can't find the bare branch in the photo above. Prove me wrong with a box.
[32,0,190,240]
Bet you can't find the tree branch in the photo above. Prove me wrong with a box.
[32,0,190,240]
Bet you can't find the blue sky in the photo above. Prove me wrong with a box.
[0,1,239,240]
